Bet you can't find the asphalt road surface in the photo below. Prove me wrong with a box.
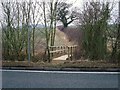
[2,70,119,88]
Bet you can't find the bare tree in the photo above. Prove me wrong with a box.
[79,2,111,60]
[110,1,120,62]
[31,2,41,57]
[1,1,32,61]
[56,2,77,28]
[40,0,58,62]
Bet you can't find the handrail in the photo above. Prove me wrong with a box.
[49,45,77,61]
[49,49,66,53]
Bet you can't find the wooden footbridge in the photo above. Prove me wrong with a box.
[49,45,77,62]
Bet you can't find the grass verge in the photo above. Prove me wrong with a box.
[2,60,120,69]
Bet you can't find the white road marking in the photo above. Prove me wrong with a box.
[1,69,120,74]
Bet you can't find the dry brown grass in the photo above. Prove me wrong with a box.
[61,60,119,68]
[2,59,120,69]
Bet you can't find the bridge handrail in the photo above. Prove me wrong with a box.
[49,45,77,48]
[49,49,66,53]
[49,45,77,61]
[49,45,77,53]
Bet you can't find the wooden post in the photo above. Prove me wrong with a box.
[58,46,59,55]
[68,46,70,60]
[71,46,72,61]
[64,46,66,54]
[61,46,62,54]
[52,47,53,60]
[49,46,51,61]
[53,46,55,57]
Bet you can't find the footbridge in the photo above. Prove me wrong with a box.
[49,45,77,61]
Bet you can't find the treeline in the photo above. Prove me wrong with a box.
[1,1,58,62]
[1,2,32,61]
[78,2,120,63]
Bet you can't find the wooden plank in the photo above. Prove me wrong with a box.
[68,46,70,60]
[70,46,72,61]
[50,49,66,53]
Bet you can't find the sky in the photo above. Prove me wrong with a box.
[63,0,119,25]
[69,0,119,24]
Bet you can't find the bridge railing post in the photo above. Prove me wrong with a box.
[67,46,69,60]
[64,46,65,54]
[74,45,77,60]
[49,46,51,61]
[71,46,73,61]
[67,46,70,61]
[60,46,62,54]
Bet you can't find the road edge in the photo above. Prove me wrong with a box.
[1,67,120,72]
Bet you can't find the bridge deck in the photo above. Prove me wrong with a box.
[53,55,71,61]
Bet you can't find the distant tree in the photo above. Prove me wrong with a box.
[118,1,120,61]
[1,1,33,61]
[110,18,120,62]
[79,2,111,60]
[56,2,77,28]
[110,2,120,62]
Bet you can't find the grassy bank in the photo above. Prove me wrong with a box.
[2,60,120,69]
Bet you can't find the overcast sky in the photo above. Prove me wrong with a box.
[66,0,119,25]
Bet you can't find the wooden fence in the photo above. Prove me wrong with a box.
[49,45,77,61]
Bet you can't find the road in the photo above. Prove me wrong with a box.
[2,70,119,88]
